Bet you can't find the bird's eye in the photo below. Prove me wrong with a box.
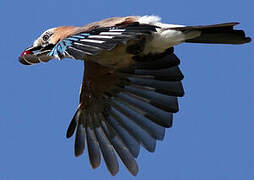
[42,34,50,41]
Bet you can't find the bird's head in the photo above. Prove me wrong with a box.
[19,26,77,65]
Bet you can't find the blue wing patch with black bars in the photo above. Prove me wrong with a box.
[48,23,158,60]
[48,33,90,58]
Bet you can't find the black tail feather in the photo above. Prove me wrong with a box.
[177,22,252,44]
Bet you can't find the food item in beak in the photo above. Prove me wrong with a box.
[21,50,33,57]
[19,49,53,65]
[19,50,37,65]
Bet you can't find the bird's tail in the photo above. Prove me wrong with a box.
[174,22,251,44]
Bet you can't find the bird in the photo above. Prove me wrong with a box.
[19,15,251,176]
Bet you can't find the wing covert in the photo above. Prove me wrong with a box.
[49,23,158,60]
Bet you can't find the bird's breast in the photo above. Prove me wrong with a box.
[86,41,138,69]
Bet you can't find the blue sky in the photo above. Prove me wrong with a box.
[1,0,253,179]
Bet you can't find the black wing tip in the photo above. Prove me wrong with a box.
[74,139,85,157]
[110,170,119,176]
[66,126,74,138]
[66,120,76,138]
[91,163,100,169]
[130,167,138,176]
[66,110,79,138]
[74,150,84,157]
[66,130,73,139]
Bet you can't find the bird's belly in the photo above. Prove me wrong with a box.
[87,44,135,69]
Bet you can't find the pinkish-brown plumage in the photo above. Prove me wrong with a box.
[48,16,140,45]
[50,26,78,44]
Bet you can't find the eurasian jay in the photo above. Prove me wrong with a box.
[19,15,251,176]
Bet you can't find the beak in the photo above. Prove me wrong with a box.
[26,45,42,51]
[19,44,55,65]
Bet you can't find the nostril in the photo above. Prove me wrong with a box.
[21,50,33,57]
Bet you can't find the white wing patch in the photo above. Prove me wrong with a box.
[80,39,105,43]
[109,29,126,32]
[88,35,114,39]
[100,32,123,35]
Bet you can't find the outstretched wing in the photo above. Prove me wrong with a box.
[66,47,184,176]
[49,23,158,60]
